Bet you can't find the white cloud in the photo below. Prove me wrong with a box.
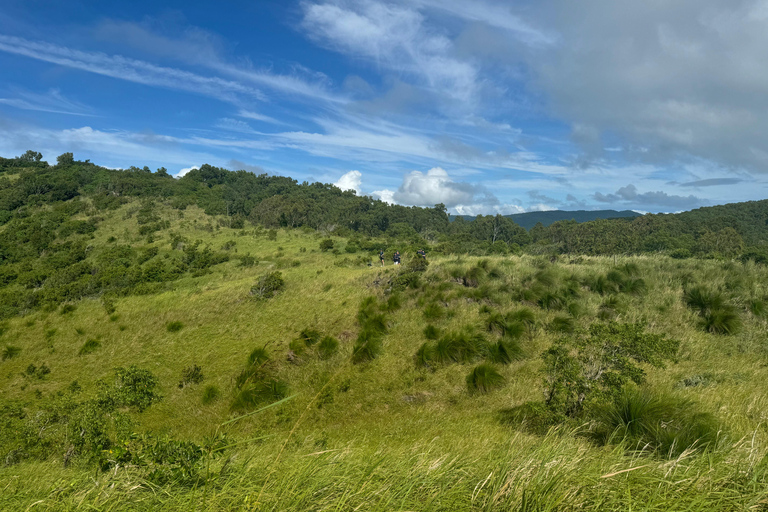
[176,165,199,178]
[301,0,478,104]
[371,189,396,204]
[94,19,345,104]
[392,167,491,207]
[0,88,95,116]
[237,109,282,125]
[215,118,256,134]
[334,170,362,193]
[0,34,263,104]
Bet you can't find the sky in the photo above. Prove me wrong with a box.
[1,1,768,215]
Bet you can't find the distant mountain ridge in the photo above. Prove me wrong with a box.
[452,209,642,229]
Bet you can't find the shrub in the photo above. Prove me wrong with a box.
[178,365,204,388]
[202,385,220,405]
[320,239,334,252]
[78,338,101,355]
[2,345,20,360]
[466,364,505,394]
[542,323,679,417]
[99,366,162,412]
[318,336,339,359]
[60,304,77,315]
[250,271,285,300]
[166,321,184,332]
[509,308,536,328]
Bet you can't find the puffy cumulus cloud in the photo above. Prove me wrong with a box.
[371,189,396,204]
[593,184,705,210]
[176,165,199,178]
[393,167,491,207]
[525,0,768,172]
[334,170,362,193]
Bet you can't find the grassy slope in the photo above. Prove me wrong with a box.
[2,199,768,510]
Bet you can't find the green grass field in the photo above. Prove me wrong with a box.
[2,199,768,510]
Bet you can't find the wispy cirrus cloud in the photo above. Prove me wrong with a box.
[0,88,95,116]
[93,19,345,104]
[0,34,264,104]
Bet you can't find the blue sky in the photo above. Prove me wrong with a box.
[1,0,768,214]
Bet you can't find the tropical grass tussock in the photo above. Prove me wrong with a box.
[3,201,768,509]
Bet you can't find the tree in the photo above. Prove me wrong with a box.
[56,152,75,166]
[19,150,42,163]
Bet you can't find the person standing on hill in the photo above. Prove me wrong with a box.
[379,250,385,267]
[393,251,401,265]
[417,248,426,260]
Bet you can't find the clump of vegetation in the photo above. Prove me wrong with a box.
[250,271,285,300]
[201,385,220,404]
[166,321,184,332]
[318,336,339,359]
[541,322,679,419]
[2,345,20,360]
[178,365,204,388]
[683,286,741,335]
[466,363,505,394]
[589,386,720,457]
[25,363,51,379]
[78,338,101,355]
[98,366,162,411]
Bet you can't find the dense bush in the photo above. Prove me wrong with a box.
[250,271,285,300]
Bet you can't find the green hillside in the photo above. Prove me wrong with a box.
[2,154,768,510]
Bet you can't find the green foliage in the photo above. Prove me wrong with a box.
[351,328,383,364]
[250,271,285,300]
[298,328,322,346]
[78,338,101,355]
[486,339,524,365]
[542,323,679,417]
[98,366,162,412]
[466,363,505,394]
[320,239,334,252]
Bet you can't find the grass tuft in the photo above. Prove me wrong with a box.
[466,363,505,394]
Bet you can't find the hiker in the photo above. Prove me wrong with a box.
[379,250,385,267]
[417,248,426,260]
[393,251,401,265]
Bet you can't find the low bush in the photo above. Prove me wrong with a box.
[250,271,285,300]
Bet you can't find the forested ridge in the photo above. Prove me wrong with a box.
[1,150,766,266]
